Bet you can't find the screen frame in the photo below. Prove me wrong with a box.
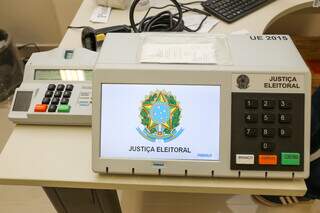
[92,67,234,177]
[99,83,221,162]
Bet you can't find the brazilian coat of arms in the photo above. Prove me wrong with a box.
[136,90,183,142]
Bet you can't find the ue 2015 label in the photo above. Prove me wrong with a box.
[249,35,289,41]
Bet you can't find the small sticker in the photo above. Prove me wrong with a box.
[90,6,111,23]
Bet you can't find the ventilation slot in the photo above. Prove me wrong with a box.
[238,171,241,178]
[264,171,268,179]
[158,169,161,176]
[185,169,188,176]
[106,167,109,174]
[131,168,135,175]
[292,172,295,180]
[211,170,215,177]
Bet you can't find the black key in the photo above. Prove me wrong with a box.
[261,142,275,152]
[262,128,275,138]
[51,97,60,105]
[54,91,62,98]
[279,128,291,137]
[245,99,258,109]
[45,90,53,98]
[262,113,275,123]
[56,84,65,91]
[66,84,74,91]
[245,128,258,137]
[244,113,258,123]
[63,91,72,98]
[42,97,51,105]
[60,98,69,105]
[279,100,292,109]
[47,84,56,91]
[279,114,292,123]
[262,100,275,109]
[48,104,57,112]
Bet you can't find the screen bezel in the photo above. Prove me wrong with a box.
[99,83,221,162]
[92,67,233,176]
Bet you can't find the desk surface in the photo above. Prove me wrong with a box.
[0,125,307,195]
[0,0,314,196]
[60,0,313,48]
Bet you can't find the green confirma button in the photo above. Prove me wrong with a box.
[58,105,71,113]
[281,153,300,166]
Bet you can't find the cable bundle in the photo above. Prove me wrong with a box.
[129,0,210,33]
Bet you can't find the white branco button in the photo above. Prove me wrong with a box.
[236,154,254,165]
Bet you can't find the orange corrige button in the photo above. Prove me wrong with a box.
[259,155,277,165]
[34,104,48,112]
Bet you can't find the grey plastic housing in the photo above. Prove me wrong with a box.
[8,48,98,125]
[92,33,311,179]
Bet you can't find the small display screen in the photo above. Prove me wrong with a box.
[34,69,92,81]
[13,91,33,111]
[100,84,221,161]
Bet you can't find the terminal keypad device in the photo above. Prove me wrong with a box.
[92,34,311,179]
[8,48,98,125]
[37,83,74,113]
[231,93,304,171]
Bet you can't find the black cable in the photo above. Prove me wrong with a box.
[17,43,41,65]
[17,43,40,52]
[68,26,91,29]
[69,1,212,35]
[181,1,206,6]
[129,0,184,33]
[181,4,211,16]
[183,15,208,32]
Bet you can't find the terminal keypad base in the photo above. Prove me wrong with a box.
[231,93,305,171]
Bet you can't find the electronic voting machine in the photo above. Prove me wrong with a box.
[8,48,97,125]
[92,33,311,179]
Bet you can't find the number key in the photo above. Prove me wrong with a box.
[244,113,258,123]
[45,90,53,98]
[245,99,258,109]
[262,128,275,138]
[279,128,292,137]
[279,100,292,109]
[262,100,275,109]
[261,142,275,152]
[279,114,291,123]
[245,128,258,137]
[47,84,56,91]
[262,113,275,123]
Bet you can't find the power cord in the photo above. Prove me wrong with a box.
[129,0,211,33]
[68,1,212,50]
[17,43,41,64]
[130,0,184,32]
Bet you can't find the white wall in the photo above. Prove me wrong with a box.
[0,0,82,46]
[52,0,83,37]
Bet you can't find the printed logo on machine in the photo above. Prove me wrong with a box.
[236,74,250,89]
[136,90,183,142]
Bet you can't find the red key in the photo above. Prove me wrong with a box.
[34,104,47,112]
